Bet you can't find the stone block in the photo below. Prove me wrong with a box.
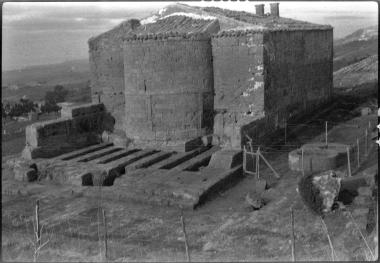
[61,103,105,118]
[289,143,348,173]
[14,167,38,182]
[254,179,267,194]
[25,125,38,147]
[352,207,369,217]
[208,149,242,169]
[353,196,372,206]
[357,187,372,197]
[361,107,371,116]
[109,131,131,148]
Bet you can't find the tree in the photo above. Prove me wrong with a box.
[45,85,68,105]
[42,85,68,113]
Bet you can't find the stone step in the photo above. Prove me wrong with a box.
[57,143,113,161]
[153,147,208,170]
[102,149,158,177]
[93,149,141,164]
[75,146,123,162]
[125,151,174,172]
[172,146,221,171]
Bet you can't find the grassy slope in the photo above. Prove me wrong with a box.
[334,55,378,89]
[333,26,378,71]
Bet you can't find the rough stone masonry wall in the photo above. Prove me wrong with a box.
[211,33,265,149]
[22,103,105,160]
[88,20,140,132]
[123,37,214,148]
[263,29,333,122]
[241,29,333,148]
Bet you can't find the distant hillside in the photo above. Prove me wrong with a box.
[334,25,378,71]
[335,25,378,45]
[334,55,378,89]
[2,59,90,87]
[2,59,91,103]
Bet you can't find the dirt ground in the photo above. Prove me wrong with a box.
[1,94,378,262]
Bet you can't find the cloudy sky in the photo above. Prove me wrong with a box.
[2,1,378,71]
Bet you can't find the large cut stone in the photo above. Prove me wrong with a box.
[207,149,242,169]
[14,167,38,182]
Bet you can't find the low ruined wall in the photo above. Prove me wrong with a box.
[22,103,105,159]
[211,32,265,149]
[123,36,214,147]
[88,19,140,132]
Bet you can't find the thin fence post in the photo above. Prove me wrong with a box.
[356,138,360,168]
[180,210,191,262]
[290,207,296,262]
[35,200,41,247]
[284,119,287,145]
[301,147,304,176]
[320,216,337,261]
[102,209,108,261]
[346,146,351,177]
[243,146,247,174]
[325,121,328,147]
[256,147,260,180]
[368,120,371,131]
[365,129,368,156]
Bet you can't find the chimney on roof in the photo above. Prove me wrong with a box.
[270,3,280,17]
[255,4,265,17]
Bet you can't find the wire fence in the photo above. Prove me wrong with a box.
[243,117,377,177]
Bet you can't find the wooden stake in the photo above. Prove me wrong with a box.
[284,120,287,145]
[290,208,296,262]
[320,216,336,261]
[256,147,260,179]
[365,129,368,156]
[35,200,41,247]
[102,209,108,261]
[357,138,360,168]
[346,146,351,177]
[180,210,191,262]
[325,121,328,147]
[301,148,304,176]
[243,146,247,174]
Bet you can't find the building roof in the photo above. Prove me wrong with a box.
[88,19,140,46]
[89,3,332,44]
[124,15,220,41]
[200,6,332,31]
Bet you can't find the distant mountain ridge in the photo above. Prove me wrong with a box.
[2,59,90,87]
[335,25,378,45]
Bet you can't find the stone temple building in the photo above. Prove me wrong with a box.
[23,2,333,160]
[87,3,333,151]
[20,3,333,207]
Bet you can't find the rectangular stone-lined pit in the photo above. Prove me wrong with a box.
[160,147,210,169]
[76,147,123,162]
[125,151,175,172]
[95,149,141,164]
[59,143,113,161]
